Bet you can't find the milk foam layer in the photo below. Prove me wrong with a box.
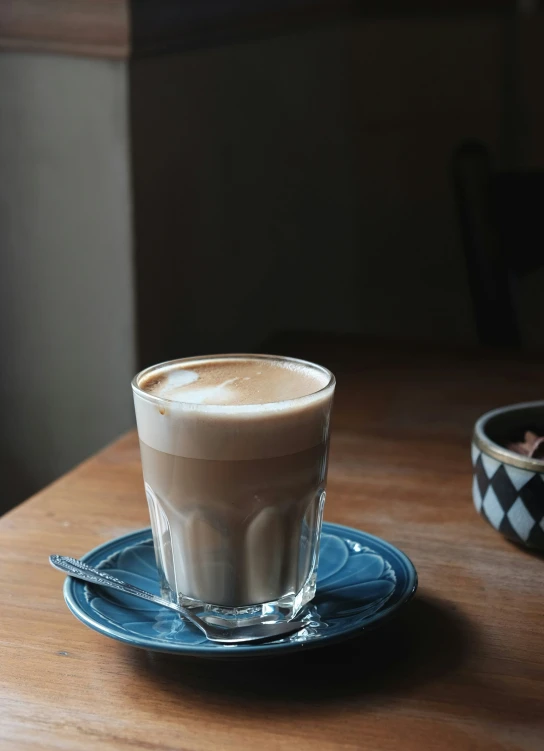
[140,357,330,405]
[133,356,334,461]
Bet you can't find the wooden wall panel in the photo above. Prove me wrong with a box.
[0,1,519,60]
[0,1,129,59]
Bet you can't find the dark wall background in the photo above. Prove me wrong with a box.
[2,9,544,513]
[131,13,544,368]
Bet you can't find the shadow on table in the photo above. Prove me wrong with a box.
[506,539,544,561]
[130,593,472,705]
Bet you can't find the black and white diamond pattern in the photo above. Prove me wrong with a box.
[472,443,544,550]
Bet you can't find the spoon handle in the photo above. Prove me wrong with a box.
[50,554,214,633]
[49,555,179,608]
[50,555,306,644]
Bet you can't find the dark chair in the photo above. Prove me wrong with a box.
[453,141,544,348]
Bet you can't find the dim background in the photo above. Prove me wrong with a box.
[1,3,543,513]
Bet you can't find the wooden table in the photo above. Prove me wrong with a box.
[1,347,543,751]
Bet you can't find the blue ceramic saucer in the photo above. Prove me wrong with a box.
[63,522,417,657]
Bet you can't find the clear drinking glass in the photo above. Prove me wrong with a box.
[132,354,335,627]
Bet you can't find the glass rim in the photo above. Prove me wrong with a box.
[131,353,335,410]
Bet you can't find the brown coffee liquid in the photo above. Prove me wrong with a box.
[140,441,328,605]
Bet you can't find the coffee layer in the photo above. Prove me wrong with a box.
[141,441,327,605]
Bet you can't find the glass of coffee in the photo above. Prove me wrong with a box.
[132,354,335,627]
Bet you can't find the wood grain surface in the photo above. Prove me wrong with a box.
[0,346,543,750]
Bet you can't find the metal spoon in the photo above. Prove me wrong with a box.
[50,555,304,645]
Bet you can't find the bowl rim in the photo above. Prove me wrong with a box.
[473,400,544,473]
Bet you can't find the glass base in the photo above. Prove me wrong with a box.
[158,572,317,628]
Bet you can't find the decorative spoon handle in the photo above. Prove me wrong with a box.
[50,555,180,608]
[50,555,304,644]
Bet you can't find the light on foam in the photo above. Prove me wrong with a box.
[163,377,241,405]
[158,368,199,393]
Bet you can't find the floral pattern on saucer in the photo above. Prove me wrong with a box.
[64,522,417,657]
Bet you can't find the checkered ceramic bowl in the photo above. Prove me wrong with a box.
[472,401,544,550]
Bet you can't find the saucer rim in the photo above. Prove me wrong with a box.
[63,522,418,657]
